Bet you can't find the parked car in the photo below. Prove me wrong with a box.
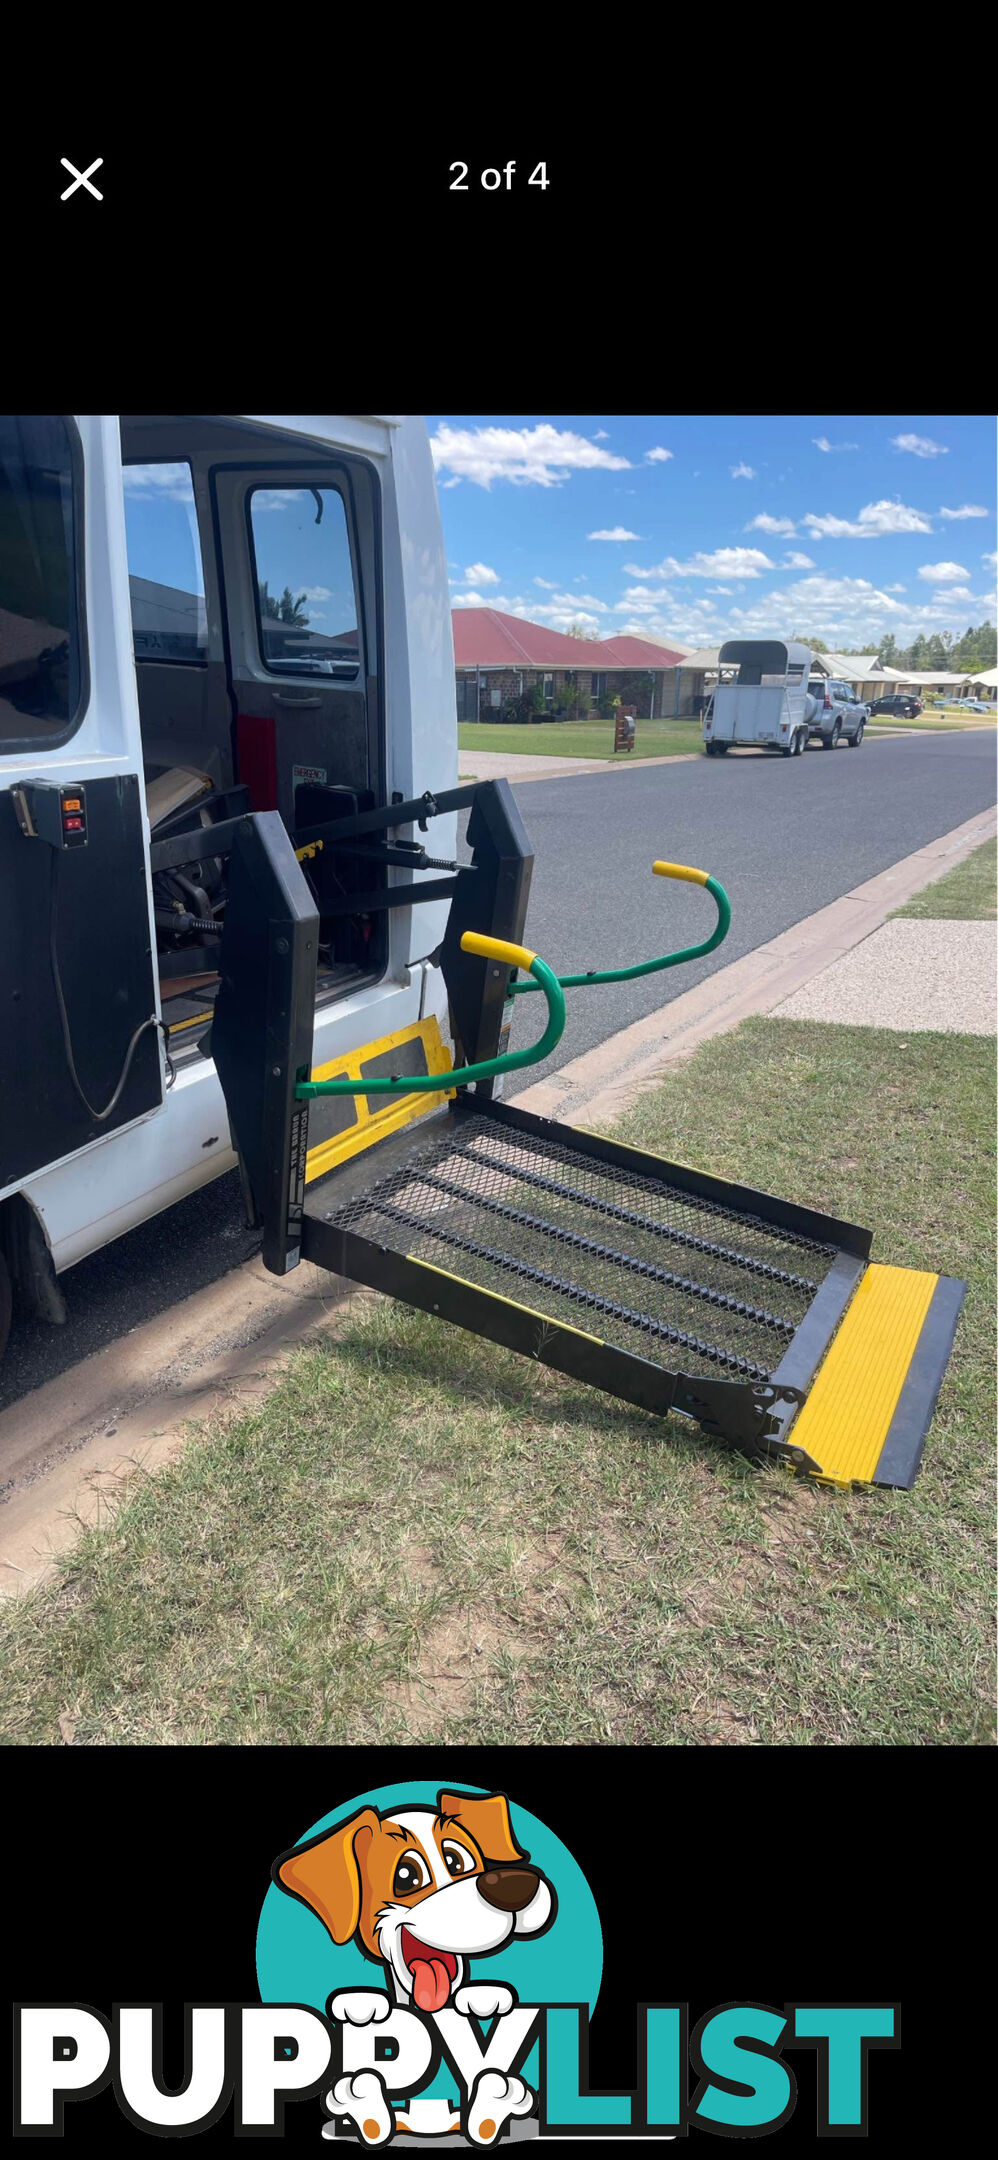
[947,697,993,715]
[868,694,923,720]
[805,678,868,748]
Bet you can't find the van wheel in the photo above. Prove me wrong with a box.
[0,1252,11,1365]
[822,721,841,749]
[850,721,864,747]
[715,742,729,755]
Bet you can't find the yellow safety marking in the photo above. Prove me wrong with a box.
[404,1257,606,1348]
[791,1263,939,1486]
[295,839,324,862]
[167,1011,212,1036]
[305,1016,454,1184]
[653,860,709,886]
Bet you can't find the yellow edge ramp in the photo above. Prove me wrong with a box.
[792,1263,940,1487]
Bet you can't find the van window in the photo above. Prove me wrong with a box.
[0,414,85,743]
[123,463,207,663]
[249,486,360,674]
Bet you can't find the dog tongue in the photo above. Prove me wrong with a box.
[411,1958,452,2013]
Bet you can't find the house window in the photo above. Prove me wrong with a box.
[591,673,604,701]
[543,673,555,704]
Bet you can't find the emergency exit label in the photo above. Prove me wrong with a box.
[292,763,327,787]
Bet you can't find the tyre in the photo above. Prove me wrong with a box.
[782,740,794,757]
[822,721,841,750]
[849,721,864,747]
[715,742,729,755]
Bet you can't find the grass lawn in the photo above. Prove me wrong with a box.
[458,717,702,760]
[0,1019,992,1749]
[892,837,996,922]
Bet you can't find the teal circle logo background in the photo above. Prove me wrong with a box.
[256,1783,602,2102]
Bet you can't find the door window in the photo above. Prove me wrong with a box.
[248,486,360,675]
[0,414,86,744]
[123,461,207,663]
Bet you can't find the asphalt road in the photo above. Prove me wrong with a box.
[502,728,997,1072]
[1,731,993,1410]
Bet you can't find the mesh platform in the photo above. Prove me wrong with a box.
[313,1110,844,1386]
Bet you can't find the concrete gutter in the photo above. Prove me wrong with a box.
[513,803,997,1129]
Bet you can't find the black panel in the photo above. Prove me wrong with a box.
[439,778,534,1092]
[0,773,161,1189]
[210,813,318,1274]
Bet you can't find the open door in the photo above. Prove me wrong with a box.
[0,415,163,1200]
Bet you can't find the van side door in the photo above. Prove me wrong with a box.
[0,416,163,1200]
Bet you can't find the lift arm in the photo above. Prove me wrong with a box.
[507,860,730,994]
[296,935,566,1097]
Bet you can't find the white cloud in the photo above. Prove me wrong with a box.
[803,498,934,539]
[813,437,859,452]
[939,503,989,519]
[731,462,756,479]
[886,583,906,593]
[462,561,500,586]
[301,585,332,601]
[784,552,816,569]
[706,585,733,594]
[746,513,797,535]
[122,462,195,502]
[430,422,630,489]
[588,526,640,541]
[891,432,948,458]
[593,429,610,440]
[534,575,559,589]
[984,552,998,569]
[645,446,674,464]
[624,546,775,580]
[918,561,970,583]
[451,590,492,607]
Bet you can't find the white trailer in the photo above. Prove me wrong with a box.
[702,639,814,758]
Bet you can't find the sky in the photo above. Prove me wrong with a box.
[426,415,997,652]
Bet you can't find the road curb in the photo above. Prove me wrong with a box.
[512,804,997,1130]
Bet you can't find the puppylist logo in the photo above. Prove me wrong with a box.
[13,1783,900,2142]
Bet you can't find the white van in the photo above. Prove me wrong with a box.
[0,415,459,1359]
[703,640,814,758]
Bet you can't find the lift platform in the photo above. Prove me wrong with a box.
[209,786,963,1489]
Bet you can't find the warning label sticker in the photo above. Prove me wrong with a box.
[292,763,328,787]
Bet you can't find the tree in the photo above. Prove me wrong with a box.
[792,634,828,651]
[566,623,601,640]
[878,634,899,666]
[259,579,309,627]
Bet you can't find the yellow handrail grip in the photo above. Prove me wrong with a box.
[460,930,538,969]
[653,859,710,887]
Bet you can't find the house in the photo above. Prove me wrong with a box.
[451,609,687,721]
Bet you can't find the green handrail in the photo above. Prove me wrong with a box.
[507,860,731,995]
[295,932,565,1099]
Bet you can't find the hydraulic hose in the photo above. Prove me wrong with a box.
[507,861,731,994]
[295,932,565,1099]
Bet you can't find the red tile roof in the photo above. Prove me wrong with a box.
[452,608,684,671]
[598,634,686,667]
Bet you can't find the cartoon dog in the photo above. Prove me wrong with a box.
[273,1789,555,2146]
